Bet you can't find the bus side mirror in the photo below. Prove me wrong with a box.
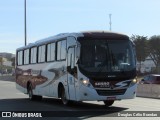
[76,59,80,64]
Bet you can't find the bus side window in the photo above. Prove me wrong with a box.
[17,51,23,65]
[68,49,74,68]
[67,47,75,74]
[24,49,29,64]
[38,45,46,63]
[30,47,37,64]
[57,41,61,60]
[47,43,55,61]
[57,40,67,61]
[61,40,66,60]
[71,54,75,69]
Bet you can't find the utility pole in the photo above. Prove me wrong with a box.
[24,0,27,46]
[109,14,112,31]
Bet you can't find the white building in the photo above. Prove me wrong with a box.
[137,56,156,73]
[3,61,12,67]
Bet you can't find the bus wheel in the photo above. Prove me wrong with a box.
[28,84,36,100]
[103,100,114,107]
[61,87,69,105]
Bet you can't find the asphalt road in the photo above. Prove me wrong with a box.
[0,79,160,120]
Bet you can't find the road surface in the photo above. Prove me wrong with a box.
[0,79,160,120]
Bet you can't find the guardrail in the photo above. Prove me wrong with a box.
[136,84,160,99]
[0,75,15,82]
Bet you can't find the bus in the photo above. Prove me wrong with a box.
[16,31,137,107]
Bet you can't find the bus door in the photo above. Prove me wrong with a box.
[67,46,76,100]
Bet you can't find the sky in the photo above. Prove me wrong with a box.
[0,0,160,54]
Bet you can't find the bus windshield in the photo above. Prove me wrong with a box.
[78,38,136,75]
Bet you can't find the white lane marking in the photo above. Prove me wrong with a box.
[16,93,26,95]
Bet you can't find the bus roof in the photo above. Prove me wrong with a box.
[81,31,129,39]
[16,31,129,51]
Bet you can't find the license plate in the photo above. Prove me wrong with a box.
[107,96,116,100]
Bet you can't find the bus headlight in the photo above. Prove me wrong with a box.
[132,79,137,83]
[80,78,90,87]
[82,79,88,85]
[129,78,138,87]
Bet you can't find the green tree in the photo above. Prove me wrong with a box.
[130,35,148,72]
[0,57,4,65]
[11,57,15,67]
[0,57,4,74]
[148,35,160,68]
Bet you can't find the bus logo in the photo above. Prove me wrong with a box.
[95,82,110,88]
[108,75,116,78]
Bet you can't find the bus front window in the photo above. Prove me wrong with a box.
[78,39,136,75]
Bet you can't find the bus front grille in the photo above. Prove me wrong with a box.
[96,89,126,96]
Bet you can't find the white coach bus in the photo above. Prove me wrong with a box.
[16,31,137,107]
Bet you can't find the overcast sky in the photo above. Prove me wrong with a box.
[0,0,160,53]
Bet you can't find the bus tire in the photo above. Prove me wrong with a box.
[61,87,69,105]
[103,100,114,107]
